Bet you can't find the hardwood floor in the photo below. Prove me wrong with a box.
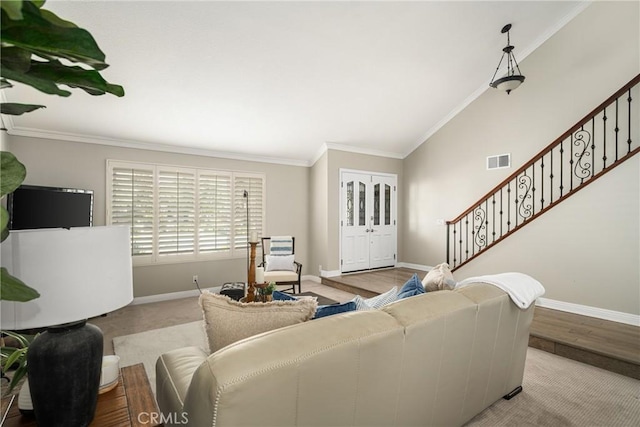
[323,267,640,379]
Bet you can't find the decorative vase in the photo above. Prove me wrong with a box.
[27,321,103,427]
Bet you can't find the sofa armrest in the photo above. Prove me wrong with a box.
[156,346,209,420]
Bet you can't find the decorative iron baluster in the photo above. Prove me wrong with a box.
[569,133,574,191]
[532,163,536,216]
[458,219,463,266]
[615,98,619,161]
[485,199,490,244]
[628,89,633,154]
[540,155,545,209]
[591,117,595,179]
[492,194,496,243]
[507,181,511,232]
[515,177,520,227]
[471,209,476,256]
[499,188,503,237]
[474,205,486,251]
[517,172,533,221]
[550,149,554,204]
[465,214,469,261]
[559,140,564,198]
[603,106,607,169]
[573,126,592,184]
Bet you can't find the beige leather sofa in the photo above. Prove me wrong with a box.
[156,283,534,426]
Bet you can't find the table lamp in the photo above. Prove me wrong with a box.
[0,225,133,426]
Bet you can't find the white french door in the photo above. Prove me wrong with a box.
[340,171,397,273]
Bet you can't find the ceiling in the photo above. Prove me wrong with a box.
[2,0,587,166]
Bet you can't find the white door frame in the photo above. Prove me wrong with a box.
[339,168,397,273]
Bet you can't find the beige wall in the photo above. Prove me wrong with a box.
[309,151,329,276]
[6,134,309,297]
[402,1,640,315]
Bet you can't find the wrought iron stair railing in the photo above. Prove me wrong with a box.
[447,74,640,270]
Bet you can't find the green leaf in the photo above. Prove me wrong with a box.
[0,152,26,197]
[0,267,40,302]
[28,59,125,97]
[1,331,30,348]
[39,9,77,29]
[1,78,13,89]
[1,207,8,237]
[1,102,45,115]
[7,362,28,395]
[1,61,72,96]
[3,347,26,372]
[1,46,32,73]
[0,0,23,20]
[1,1,110,70]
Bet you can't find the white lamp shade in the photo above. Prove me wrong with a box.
[1,225,133,330]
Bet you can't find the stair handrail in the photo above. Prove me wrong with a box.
[448,73,640,225]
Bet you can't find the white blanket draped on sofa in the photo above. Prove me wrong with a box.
[456,272,545,309]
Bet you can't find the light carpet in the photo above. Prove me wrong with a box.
[113,320,208,394]
[114,321,640,426]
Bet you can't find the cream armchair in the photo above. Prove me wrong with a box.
[260,236,302,293]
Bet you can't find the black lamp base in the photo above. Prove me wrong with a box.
[27,320,103,427]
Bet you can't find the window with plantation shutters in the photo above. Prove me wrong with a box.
[158,169,196,256]
[233,174,264,250]
[109,165,154,257]
[107,160,264,264]
[198,171,232,254]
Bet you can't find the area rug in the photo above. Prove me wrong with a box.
[115,322,640,425]
[113,321,207,394]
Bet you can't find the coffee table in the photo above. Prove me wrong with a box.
[2,363,162,426]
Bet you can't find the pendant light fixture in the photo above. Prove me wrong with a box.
[490,23,525,94]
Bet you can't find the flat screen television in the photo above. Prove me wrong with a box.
[7,185,94,230]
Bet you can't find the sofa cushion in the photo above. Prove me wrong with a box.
[199,291,317,353]
[422,262,456,292]
[314,301,357,319]
[397,273,425,299]
[264,270,298,282]
[265,254,296,272]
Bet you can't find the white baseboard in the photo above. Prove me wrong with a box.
[397,262,432,271]
[131,286,221,305]
[319,269,341,278]
[536,297,640,326]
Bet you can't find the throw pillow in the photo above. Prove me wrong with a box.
[352,286,399,311]
[265,254,296,272]
[397,273,425,299]
[314,301,357,319]
[422,262,456,292]
[199,291,317,353]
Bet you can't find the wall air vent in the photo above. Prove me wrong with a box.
[487,153,511,170]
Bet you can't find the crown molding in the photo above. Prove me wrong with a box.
[4,124,312,167]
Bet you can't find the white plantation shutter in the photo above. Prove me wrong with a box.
[233,174,265,251]
[198,171,232,254]
[107,160,264,264]
[158,169,196,255]
[109,165,154,256]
